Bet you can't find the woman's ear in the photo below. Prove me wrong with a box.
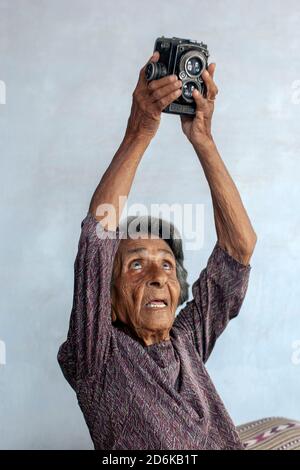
[110,250,121,324]
[111,285,118,323]
[111,305,117,323]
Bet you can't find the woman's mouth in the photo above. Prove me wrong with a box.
[145,299,168,309]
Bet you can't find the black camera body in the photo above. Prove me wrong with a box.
[145,36,210,116]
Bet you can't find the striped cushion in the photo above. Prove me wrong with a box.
[237,417,300,450]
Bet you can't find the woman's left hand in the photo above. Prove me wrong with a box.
[180,63,218,147]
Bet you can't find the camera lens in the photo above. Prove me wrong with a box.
[186,57,203,77]
[180,50,207,79]
[182,81,199,100]
[145,62,167,81]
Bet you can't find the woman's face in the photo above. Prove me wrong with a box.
[111,235,181,346]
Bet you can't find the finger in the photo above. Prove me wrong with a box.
[150,79,182,103]
[146,50,160,67]
[192,88,206,108]
[138,51,160,88]
[153,87,183,111]
[148,73,178,91]
[142,51,160,71]
[201,68,218,100]
[151,50,160,62]
[207,63,216,79]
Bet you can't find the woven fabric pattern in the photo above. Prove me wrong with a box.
[238,417,300,450]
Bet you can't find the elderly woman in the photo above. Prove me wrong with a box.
[58,51,257,450]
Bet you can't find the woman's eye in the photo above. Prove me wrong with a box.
[130,260,142,270]
[163,261,172,270]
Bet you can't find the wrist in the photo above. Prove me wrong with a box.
[192,136,216,157]
[124,129,153,147]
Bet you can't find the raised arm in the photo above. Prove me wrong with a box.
[181,64,257,265]
[193,139,257,265]
[89,50,184,230]
[174,63,256,361]
[88,133,150,230]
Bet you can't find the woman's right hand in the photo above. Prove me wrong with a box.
[125,51,183,140]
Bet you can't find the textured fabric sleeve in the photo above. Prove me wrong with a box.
[57,212,123,390]
[173,241,251,363]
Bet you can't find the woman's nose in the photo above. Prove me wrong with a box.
[146,267,168,287]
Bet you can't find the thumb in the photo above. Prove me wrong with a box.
[143,51,160,72]
[192,88,206,108]
[150,50,160,62]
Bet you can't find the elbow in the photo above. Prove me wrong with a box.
[245,230,258,254]
[218,226,258,266]
[238,231,257,264]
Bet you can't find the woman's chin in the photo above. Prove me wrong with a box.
[139,309,174,330]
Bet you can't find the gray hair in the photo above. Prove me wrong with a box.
[111,215,189,306]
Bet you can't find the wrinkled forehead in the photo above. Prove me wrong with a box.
[118,236,174,261]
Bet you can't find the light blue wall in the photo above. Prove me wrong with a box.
[0,0,299,449]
